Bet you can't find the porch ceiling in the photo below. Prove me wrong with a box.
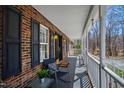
[33,5,91,40]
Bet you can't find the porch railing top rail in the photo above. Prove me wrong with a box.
[103,66,124,87]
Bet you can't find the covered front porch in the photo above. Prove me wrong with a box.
[0,5,124,88]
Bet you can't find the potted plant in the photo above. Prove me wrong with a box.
[37,68,50,83]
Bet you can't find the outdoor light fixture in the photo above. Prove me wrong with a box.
[91,18,95,32]
[54,34,58,40]
[91,18,94,26]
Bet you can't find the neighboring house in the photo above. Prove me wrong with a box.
[0,5,71,87]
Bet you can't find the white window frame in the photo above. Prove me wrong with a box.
[40,24,49,62]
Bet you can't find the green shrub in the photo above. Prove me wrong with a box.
[37,68,50,78]
[107,64,113,70]
[75,44,81,49]
[107,64,124,78]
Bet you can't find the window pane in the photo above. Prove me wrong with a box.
[42,45,45,51]
[46,36,48,43]
[40,52,43,62]
[45,45,47,52]
[40,28,43,42]
[46,30,48,36]
[42,51,45,59]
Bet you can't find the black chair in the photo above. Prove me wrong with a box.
[43,58,69,87]
[43,58,58,86]
[43,58,55,68]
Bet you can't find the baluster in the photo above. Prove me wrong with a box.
[114,80,117,88]
[109,76,112,88]
[105,72,108,87]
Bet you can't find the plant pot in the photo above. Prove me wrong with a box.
[40,78,45,83]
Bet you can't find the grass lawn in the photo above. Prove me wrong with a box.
[107,64,124,78]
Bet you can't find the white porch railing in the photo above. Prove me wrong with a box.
[84,52,124,88]
[73,49,81,56]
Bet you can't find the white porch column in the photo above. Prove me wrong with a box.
[99,5,106,66]
[99,5,106,87]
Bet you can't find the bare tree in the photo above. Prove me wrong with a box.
[105,5,124,57]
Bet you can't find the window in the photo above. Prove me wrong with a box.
[40,25,49,62]
[2,6,21,79]
[31,19,40,68]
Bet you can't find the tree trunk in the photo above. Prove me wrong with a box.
[108,31,112,56]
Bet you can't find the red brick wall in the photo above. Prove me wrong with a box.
[0,5,71,87]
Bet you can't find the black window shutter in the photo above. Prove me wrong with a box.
[2,6,22,79]
[66,41,68,52]
[59,36,62,60]
[31,19,40,68]
[50,31,54,58]
[49,31,51,58]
